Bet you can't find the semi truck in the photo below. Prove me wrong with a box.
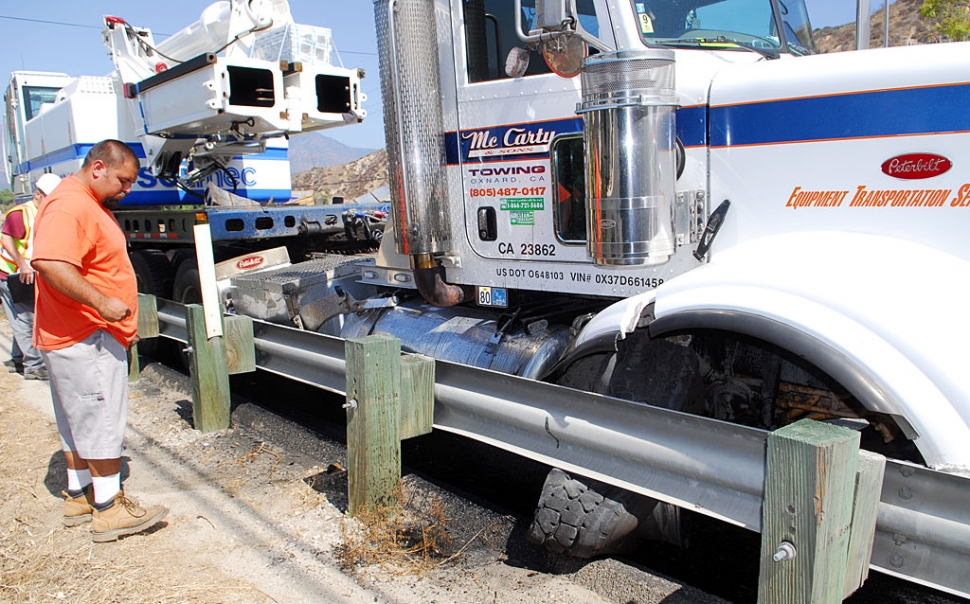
[363,2,970,595]
[5,0,970,598]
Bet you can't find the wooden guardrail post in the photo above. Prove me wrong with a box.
[843,450,886,598]
[130,293,160,382]
[223,314,256,375]
[185,303,230,433]
[181,223,254,431]
[345,335,402,517]
[128,342,141,383]
[344,337,435,518]
[758,418,884,604]
[400,354,435,439]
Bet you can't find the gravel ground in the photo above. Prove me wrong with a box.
[0,322,728,604]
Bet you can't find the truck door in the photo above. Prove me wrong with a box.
[454,0,613,265]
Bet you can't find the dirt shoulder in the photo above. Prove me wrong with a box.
[0,323,725,604]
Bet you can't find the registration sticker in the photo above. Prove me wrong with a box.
[477,286,508,308]
[635,3,654,33]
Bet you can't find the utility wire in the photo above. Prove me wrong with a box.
[0,15,102,30]
[0,14,173,36]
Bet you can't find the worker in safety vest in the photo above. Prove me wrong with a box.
[1,173,61,379]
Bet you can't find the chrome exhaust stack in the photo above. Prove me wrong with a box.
[578,49,677,266]
[374,0,451,257]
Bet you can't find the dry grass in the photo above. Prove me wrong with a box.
[0,325,514,603]
[0,402,147,602]
[334,484,455,575]
[0,403,483,601]
[227,441,283,477]
[0,522,242,604]
[0,371,274,604]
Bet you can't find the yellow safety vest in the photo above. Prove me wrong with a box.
[0,202,37,275]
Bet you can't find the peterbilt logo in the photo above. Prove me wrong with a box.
[236,256,265,270]
[881,153,951,180]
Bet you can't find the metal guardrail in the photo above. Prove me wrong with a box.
[432,361,767,528]
[156,299,188,344]
[874,460,970,598]
[154,300,970,598]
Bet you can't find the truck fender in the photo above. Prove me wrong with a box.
[553,290,658,374]
[646,231,970,474]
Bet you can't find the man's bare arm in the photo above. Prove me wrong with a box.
[32,259,130,322]
[2,233,35,284]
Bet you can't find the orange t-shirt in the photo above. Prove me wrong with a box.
[31,176,138,350]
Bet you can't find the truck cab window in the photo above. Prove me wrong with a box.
[23,86,60,121]
[553,136,586,242]
[777,0,816,53]
[633,0,816,54]
[464,0,600,83]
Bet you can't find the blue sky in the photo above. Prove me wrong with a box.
[0,0,887,155]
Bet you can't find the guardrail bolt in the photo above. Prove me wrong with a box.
[343,399,358,410]
[772,541,797,562]
[183,346,194,355]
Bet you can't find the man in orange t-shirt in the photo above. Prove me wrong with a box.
[31,140,167,542]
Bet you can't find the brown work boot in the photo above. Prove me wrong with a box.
[62,487,95,527]
[91,492,168,543]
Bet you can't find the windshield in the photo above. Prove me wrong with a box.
[23,86,61,121]
[631,0,816,55]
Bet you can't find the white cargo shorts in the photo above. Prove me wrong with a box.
[43,330,129,459]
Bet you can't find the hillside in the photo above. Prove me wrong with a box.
[287,132,377,173]
[291,149,388,203]
[814,0,949,52]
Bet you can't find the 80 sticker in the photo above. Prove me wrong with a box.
[477,286,508,307]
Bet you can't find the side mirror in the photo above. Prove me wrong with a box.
[541,36,586,78]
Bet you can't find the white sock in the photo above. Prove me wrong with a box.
[92,474,121,506]
[67,468,93,492]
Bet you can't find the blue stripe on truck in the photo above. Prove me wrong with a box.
[17,143,287,173]
[710,82,970,147]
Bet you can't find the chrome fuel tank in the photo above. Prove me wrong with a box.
[340,301,572,380]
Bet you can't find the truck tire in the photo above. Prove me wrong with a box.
[527,468,655,558]
[172,259,202,305]
[130,249,174,299]
[129,250,174,357]
[532,335,694,559]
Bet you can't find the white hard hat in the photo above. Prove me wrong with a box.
[35,173,61,196]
